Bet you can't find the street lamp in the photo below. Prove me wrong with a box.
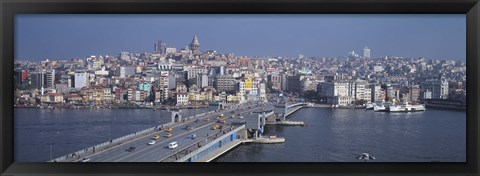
[49,131,60,161]
[109,117,116,142]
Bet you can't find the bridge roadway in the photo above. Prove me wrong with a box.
[71,103,265,162]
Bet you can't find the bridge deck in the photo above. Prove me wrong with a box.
[53,102,303,162]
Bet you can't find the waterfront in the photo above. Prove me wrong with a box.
[14,107,466,162]
[214,108,466,162]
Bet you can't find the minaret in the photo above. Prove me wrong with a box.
[189,35,200,54]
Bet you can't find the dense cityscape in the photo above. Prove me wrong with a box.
[14,35,467,109]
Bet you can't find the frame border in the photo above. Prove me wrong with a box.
[1,0,479,175]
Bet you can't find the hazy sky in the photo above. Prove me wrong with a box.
[15,14,466,61]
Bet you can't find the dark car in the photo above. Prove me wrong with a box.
[126,146,135,152]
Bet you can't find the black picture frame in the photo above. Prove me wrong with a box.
[1,0,479,175]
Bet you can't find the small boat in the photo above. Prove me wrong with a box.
[365,103,374,110]
[356,153,376,162]
[373,103,388,112]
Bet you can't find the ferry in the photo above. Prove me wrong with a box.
[373,103,388,112]
[389,102,426,112]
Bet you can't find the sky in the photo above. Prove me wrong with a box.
[15,14,466,62]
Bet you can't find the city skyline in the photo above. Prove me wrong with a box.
[15,14,466,61]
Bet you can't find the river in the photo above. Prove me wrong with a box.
[14,107,466,162]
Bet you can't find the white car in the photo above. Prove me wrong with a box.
[168,142,178,149]
[148,140,156,145]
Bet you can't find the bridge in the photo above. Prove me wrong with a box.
[48,102,305,162]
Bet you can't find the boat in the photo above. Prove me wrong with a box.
[365,103,374,110]
[389,102,426,112]
[406,104,426,111]
[373,103,388,112]
[389,104,405,112]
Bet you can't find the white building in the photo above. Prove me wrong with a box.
[95,66,109,76]
[354,79,371,103]
[176,93,188,106]
[116,66,136,78]
[197,73,209,89]
[74,72,88,89]
[187,67,208,80]
[259,82,267,102]
[363,47,371,59]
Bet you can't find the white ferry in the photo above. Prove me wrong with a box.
[389,102,426,112]
[373,102,388,112]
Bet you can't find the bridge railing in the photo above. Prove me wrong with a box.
[175,124,246,162]
[49,120,177,162]
[49,109,222,162]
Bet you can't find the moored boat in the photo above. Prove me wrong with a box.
[366,103,374,110]
[373,103,388,112]
[389,102,426,112]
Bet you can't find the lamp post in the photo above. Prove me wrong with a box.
[49,131,59,161]
[109,117,116,142]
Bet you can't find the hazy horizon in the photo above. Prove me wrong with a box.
[15,14,466,61]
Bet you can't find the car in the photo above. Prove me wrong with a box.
[126,146,136,152]
[151,135,160,140]
[211,124,219,130]
[191,134,197,139]
[168,142,178,149]
[164,133,172,138]
[81,158,90,162]
[165,127,173,132]
[239,116,244,119]
[148,140,156,145]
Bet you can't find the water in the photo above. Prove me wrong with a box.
[14,107,217,162]
[214,108,466,162]
[14,107,466,162]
